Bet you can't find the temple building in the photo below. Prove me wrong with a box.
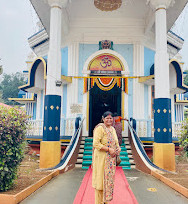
[10,0,188,171]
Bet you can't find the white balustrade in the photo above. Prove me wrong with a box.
[136,119,182,138]
[172,122,182,138]
[26,118,76,137]
[26,118,182,139]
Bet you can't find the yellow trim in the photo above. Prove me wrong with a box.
[156,7,166,11]
[19,57,47,89]
[95,78,116,91]
[73,76,138,79]
[141,140,179,144]
[138,75,154,83]
[25,138,71,142]
[61,75,72,83]
[175,97,188,103]
[60,139,71,142]
[87,91,89,132]
[40,141,61,169]
[52,5,62,9]
[122,91,125,131]
[8,93,35,102]
[87,53,125,71]
[25,138,42,141]
[153,143,175,172]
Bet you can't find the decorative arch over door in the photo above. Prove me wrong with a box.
[84,52,129,135]
[84,53,128,93]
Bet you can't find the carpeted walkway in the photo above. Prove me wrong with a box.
[73,167,138,204]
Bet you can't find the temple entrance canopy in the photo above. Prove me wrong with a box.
[84,52,128,136]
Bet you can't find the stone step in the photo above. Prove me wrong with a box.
[127,150,132,154]
[84,143,93,147]
[128,154,133,159]
[131,164,136,169]
[122,166,131,170]
[125,145,131,150]
[77,159,83,163]
[129,160,135,164]
[78,153,83,158]
[120,152,128,156]
[83,151,92,155]
[79,149,84,153]
[119,161,131,167]
[75,164,82,168]
[82,161,92,166]
[83,155,92,160]
[85,138,93,142]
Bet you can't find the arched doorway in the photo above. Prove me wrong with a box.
[89,82,121,136]
[84,52,128,136]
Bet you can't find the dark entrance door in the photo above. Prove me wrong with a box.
[89,84,121,136]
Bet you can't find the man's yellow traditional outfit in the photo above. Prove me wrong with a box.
[92,124,120,204]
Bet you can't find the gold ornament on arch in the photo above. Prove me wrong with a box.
[94,0,122,11]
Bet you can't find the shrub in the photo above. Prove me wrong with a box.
[180,118,188,158]
[0,106,28,191]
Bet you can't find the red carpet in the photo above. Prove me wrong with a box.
[73,167,138,204]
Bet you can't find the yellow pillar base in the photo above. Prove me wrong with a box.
[40,141,61,169]
[153,143,176,172]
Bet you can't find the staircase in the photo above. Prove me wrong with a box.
[75,135,135,169]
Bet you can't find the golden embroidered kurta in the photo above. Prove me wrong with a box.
[92,125,119,190]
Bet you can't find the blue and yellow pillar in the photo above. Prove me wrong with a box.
[39,0,65,169]
[153,98,175,171]
[40,95,61,168]
[150,0,176,171]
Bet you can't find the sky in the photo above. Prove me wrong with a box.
[0,0,39,75]
[0,1,188,76]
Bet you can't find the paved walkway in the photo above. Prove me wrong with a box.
[21,168,188,204]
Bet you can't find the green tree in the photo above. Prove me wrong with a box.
[0,106,28,191]
[0,72,25,105]
[184,70,188,86]
[180,118,188,158]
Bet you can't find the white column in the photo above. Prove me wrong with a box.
[133,43,144,119]
[36,91,41,120]
[46,0,63,96]
[170,93,175,122]
[148,86,152,119]
[67,43,79,117]
[155,8,169,98]
[149,0,175,98]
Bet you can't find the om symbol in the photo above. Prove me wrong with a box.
[100,56,112,68]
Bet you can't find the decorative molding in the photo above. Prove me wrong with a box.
[43,0,70,8]
[147,0,175,10]
[83,49,130,76]
[70,104,83,114]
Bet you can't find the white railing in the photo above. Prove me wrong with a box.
[26,118,76,137]
[135,119,182,138]
[136,119,153,138]
[27,120,43,136]
[172,122,182,138]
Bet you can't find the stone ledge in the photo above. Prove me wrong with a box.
[0,170,59,204]
[151,170,188,198]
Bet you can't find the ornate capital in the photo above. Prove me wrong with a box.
[43,0,69,8]
[147,0,175,10]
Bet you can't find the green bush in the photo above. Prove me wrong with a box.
[0,106,28,191]
[180,118,188,158]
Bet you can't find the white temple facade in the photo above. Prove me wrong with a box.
[11,0,188,170]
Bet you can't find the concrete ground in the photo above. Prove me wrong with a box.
[21,168,188,204]
[124,169,188,204]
